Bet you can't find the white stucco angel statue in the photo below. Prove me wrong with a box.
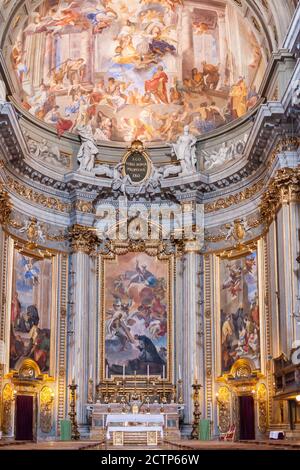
[169,125,197,176]
[76,125,99,173]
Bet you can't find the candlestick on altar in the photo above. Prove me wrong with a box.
[191,380,202,439]
[104,377,109,404]
[177,378,184,404]
[68,381,80,440]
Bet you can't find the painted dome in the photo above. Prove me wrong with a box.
[11,0,266,143]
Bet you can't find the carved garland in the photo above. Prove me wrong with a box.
[7,177,71,212]
[257,383,268,434]
[217,386,231,433]
[40,386,53,433]
[204,180,264,213]
[2,383,14,435]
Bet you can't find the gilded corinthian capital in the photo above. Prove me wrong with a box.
[69,224,99,254]
[0,183,11,226]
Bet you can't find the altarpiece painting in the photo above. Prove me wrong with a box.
[101,252,172,379]
[220,250,260,374]
[9,250,52,373]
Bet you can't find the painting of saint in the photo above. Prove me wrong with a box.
[11,0,265,143]
[103,253,169,377]
[9,252,52,373]
[220,251,260,373]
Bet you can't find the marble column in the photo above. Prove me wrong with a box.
[181,7,194,78]
[69,225,98,425]
[217,11,227,89]
[181,240,200,425]
[276,198,299,353]
[0,79,6,102]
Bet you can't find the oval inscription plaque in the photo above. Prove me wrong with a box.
[124,151,149,183]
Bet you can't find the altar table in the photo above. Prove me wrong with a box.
[88,403,181,441]
[106,413,164,446]
[106,413,164,425]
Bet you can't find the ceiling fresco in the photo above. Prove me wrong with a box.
[11,0,266,143]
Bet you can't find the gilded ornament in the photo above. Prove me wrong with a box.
[217,386,231,433]
[8,177,71,213]
[269,137,300,166]
[260,167,300,224]
[205,181,264,213]
[1,383,14,435]
[40,386,54,433]
[69,224,99,253]
[0,183,11,225]
[74,200,94,213]
[257,384,268,433]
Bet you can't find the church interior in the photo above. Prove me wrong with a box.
[0,0,300,453]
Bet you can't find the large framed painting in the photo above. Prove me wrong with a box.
[101,251,173,380]
[220,250,260,374]
[9,249,53,374]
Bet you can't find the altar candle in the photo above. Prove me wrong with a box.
[163,365,165,380]
[89,364,92,379]
[72,365,75,381]
[195,366,198,383]
[147,364,150,379]
[178,364,181,380]
[123,364,125,379]
[106,365,108,379]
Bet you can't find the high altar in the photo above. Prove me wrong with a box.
[88,375,183,444]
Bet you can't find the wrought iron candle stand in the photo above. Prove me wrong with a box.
[191,379,202,439]
[68,380,80,440]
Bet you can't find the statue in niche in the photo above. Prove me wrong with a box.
[77,124,99,172]
[168,125,197,176]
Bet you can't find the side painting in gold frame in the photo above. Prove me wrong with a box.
[9,248,53,373]
[101,251,172,379]
[220,249,260,374]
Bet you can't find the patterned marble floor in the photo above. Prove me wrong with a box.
[0,439,300,451]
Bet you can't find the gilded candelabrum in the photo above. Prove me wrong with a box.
[121,378,126,413]
[68,380,80,440]
[145,377,151,413]
[177,378,184,404]
[191,380,202,439]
